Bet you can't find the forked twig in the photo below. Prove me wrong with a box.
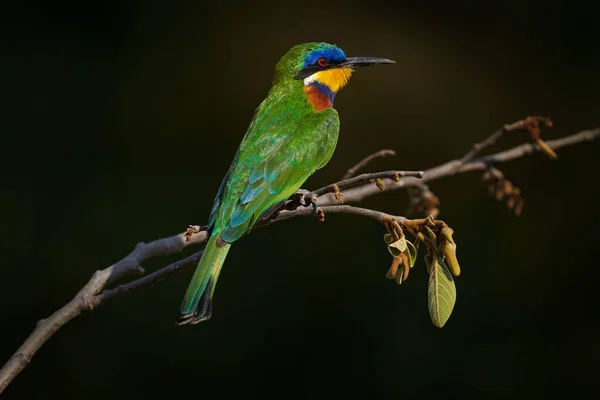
[341,149,397,180]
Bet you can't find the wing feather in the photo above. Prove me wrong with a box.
[210,108,340,243]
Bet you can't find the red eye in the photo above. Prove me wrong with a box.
[317,57,328,67]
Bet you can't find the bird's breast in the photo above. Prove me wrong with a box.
[304,84,333,112]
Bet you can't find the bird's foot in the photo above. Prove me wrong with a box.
[301,193,319,209]
[283,189,319,212]
[295,189,318,208]
[294,188,311,196]
[296,189,324,221]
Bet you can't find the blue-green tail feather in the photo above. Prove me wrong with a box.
[177,234,231,325]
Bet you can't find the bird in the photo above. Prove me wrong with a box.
[177,42,394,324]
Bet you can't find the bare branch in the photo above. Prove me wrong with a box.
[268,204,405,225]
[336,127,600,204]
[283,170,423,211]
[1,125,598,393]
[313,170,424,198]
[458,116,554,164]
[97,250,205,304]
[341,149,396,180]
[459,125,508,164]
[0,229,208,393]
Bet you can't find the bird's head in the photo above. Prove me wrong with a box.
[273,42,394,110]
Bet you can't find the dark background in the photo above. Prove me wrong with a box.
[2,0,600,398]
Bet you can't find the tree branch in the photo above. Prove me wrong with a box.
[0,231,208,393]
[313,170,424,197]
[458,116,554,164]
[341,149,397,180]
[334,127,600,204]
[1,123,598,393]
[283,170,424,209]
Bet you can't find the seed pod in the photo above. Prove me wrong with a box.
[440,226,455,244]
[442,241,461,276]
[439,226,460,276]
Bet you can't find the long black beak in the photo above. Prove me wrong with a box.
[340,56,395,69]
[294,56,395,80]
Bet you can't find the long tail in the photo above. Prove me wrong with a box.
[177,234,231,325]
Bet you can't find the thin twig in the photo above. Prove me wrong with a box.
[313,170,424,198]
[268,204,404,225]
[458,116,553,164]
[283,170,423,210]
[97,250,205,304]
[459,125,508,164]
[1,125,598,393]
[341,149,396,180]
[335,127,600,204]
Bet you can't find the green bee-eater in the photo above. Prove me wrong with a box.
[178,42,394,324]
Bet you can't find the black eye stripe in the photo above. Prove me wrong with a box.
[294,59,345,80]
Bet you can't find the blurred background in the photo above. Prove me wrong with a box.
[2,0,600,398]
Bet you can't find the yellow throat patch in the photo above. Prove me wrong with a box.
[313,68,353,92]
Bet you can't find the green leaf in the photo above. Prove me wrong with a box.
[405,241,418,268]
[427,256,457,328]
[388,239,407,257]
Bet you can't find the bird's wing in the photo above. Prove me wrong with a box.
[210,108,339,243]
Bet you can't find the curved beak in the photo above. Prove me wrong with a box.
[340,56,395,70]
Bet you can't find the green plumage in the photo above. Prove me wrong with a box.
[177,42,393,324]
[211,94,339,243]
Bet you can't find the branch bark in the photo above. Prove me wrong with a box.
[341,149,397,180]
[334,127,600,204]
[1,124,598,393]
[0,231,208,393]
